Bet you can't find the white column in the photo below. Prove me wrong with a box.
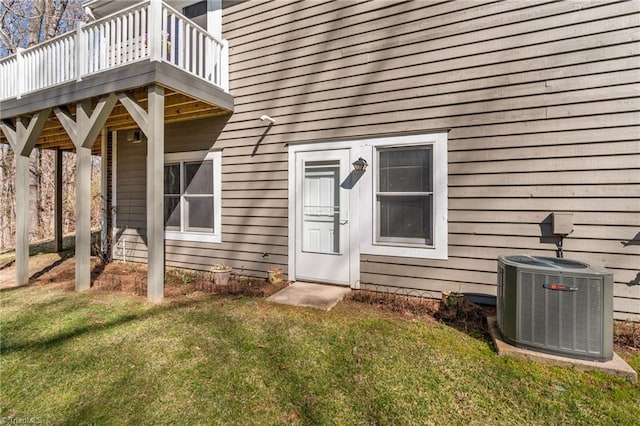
[15,153,30,285]
[75,22,85,81]
[54,148,64,252]
[16,48,24,99]
[146,85,165,303]
[148,0,162,62]
[75,144,92,291]
[220,39,229,92]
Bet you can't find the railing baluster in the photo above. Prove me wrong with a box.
[109,18,114,67]
[134,9,140,60]
[49,45,53,85]
[97,25,102,71]
[116,16,122,66]
[56,41,61,83]
[191,27,196,75]
[127,12,133,62]
[86,28,92,74]
[92,27,98,73]
[21,52,27,94]
[178,19,184,68]
[205,37,212,83]
[169,13,175,64]
[141,7,147,57]
[185,23,191,71]
[76,21,84,80]
[198,32,203,79]
[45,46,50,87]
[40,48,45,88]
[161,7,167,61]
[61,38,66,80]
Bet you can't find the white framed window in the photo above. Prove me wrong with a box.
[360,133,447,259]
[164,150,221,243]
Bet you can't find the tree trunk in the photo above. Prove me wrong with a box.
[27,0,45,47]
[44,0,69,40]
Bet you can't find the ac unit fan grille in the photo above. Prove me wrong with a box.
[517,272,603,356]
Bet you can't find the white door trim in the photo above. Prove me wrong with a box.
[288,142,360,288]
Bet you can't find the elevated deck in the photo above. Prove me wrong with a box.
[0,0,233,303]
[0,0,232,151]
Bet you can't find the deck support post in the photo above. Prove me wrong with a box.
[75,143,92,290]
[146,85,165,303]
[54,148,64,252]
[0,110,51,285]
[14,153,30,284]
[54,94,117,291]
[117,86,165,303]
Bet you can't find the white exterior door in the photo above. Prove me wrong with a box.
[294,149,351,285]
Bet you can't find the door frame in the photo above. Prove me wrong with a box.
[288,141,360,288]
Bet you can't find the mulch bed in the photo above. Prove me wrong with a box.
[31,259,289,299]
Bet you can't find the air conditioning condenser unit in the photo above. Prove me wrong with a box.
[497,255,613,361]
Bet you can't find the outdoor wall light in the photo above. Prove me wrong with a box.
[127,129,142,143]
[352,157,368,171]
[259,115,275,125]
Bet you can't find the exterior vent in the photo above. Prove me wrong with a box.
[497,255,613,361]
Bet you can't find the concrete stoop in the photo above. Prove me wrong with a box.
[487,317,637,384]
[267,281,350,311]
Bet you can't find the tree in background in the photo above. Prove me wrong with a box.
[0,0,100,251]
[0,0,86,55]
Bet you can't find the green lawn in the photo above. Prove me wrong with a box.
[1,278,639,425]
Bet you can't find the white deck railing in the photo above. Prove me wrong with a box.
[0,0,228,101]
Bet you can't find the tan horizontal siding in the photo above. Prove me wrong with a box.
[362,257,637,289]
[232,49,639,108]
[449,141,640,163]
[448,185,639,198]
[114,131,146,255]
[449,222,637,241]
[448,170,639,186]
[229,25,638,95]
[223,0,639,318]
[109,1,638,318]
[448,211,640,226]
[230,3,635,80]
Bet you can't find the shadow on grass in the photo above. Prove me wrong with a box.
[0,250,75,293]
[0,296,207,356]
[0,259,15,270]
[29,251,75,281]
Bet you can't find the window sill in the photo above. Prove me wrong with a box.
[360,242,447,260]
[165,231,221,244]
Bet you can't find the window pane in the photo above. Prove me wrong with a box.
[185,160,213,195]
[164,164,180,194]
[164,195,181,228]
[185,196,214,231]
[379,148,432,192]
[379,195,432,243]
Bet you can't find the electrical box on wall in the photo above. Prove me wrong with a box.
[552,212,573,235]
